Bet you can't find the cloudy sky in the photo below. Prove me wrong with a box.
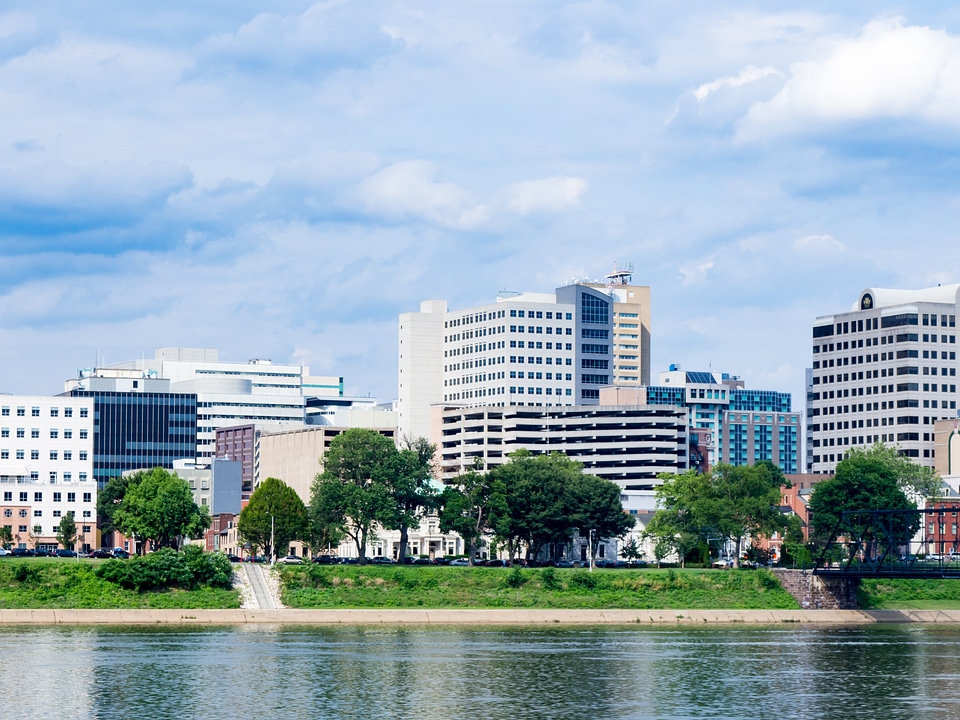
[1,2,959,408]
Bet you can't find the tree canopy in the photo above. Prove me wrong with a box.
[438,464,506,566]
[113,467,211,551]
[648,461,789,567]
[385,437,438,562]
[238,477,309,560]
[56,511,77,550]
[310,428,398,564]
[809,448,922,551]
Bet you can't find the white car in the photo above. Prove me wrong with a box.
[0,548,8,556]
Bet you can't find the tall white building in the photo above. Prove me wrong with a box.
[0,396,97,551]
[809,284,960,473]
[399,282,639,441]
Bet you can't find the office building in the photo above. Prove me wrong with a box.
[0,395,98,551]
[645,368,799,473]
[583,262,651,385]
[809,284,960,473]
[399,275,650,441]
[65,371,197,488]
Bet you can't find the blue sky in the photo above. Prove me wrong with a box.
[1,2,959,409]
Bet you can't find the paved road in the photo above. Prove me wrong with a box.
[244,564,277,610]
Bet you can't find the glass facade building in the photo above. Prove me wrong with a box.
[69,390,197,487]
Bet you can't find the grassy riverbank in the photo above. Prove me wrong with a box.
[279,565,800,609]
[0,559,241,609]
[858,579,960,610]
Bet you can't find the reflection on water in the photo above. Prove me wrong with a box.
[2,624,960,719]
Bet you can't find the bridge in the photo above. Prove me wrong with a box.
[813,507,960,580]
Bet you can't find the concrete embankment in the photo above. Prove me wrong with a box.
[2,608,960,625]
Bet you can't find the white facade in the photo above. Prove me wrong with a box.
[399,283,627,441]
[89,348,345,458]
[810,285,960,473]
[0,395,97,550]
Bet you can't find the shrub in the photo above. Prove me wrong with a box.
[505,567,527,589]
[95,548,234,592]
[540,567,560,590]
[568,571,598,590]
[12,563,40,583]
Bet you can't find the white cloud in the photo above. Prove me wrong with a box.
[502,176,587,216]
[793,234,845,255]
[678,255,715,285]
[740,17,960,137]
[358,160,487,228]
[694,65,781,102]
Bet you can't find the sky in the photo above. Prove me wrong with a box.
[2,1,960,409]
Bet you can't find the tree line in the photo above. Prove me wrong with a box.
[235,428,634,565]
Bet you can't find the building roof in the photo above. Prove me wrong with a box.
[851,284,960,311]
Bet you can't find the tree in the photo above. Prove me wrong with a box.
[97,474,135,536]
[0,525,11,549]
[649,462,789,568]
[387,437,438,562]
[238,477,308,560]
[438,464,505,566]
[809,450,921,555]
[846,443,941,499]
[310,428,398,565]
[565,471,634,560]
[56,512,78,550]
[113,467,211,551]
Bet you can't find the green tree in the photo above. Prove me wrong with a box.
[113,467,211,551]
[56,511,78,550]
[97,474,136,537]
[0,525,11,549]
[387,437,438,562]
[238,477,308,560]
[847,443,941,499]
[619,536,643,562]
[650,462,789,568]
[809,450,921,555]
[310,428,398,565]
[438,465,505,566]
[566,471,634,560]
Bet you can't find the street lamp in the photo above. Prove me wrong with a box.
[268,512,275,566]
[589,529,595,573]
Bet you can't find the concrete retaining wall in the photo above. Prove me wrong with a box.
[1,608,959,625]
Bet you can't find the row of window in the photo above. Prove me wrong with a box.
[3,508,93,519]
[814,367,957,385]
[3,491,92,502]
[813,350,957,368]
[509,341,573,350]
[508,388,574,396]
[0,406,88,418]
[0,449,88,461]
[0,428,89,440]
[4,523,91,534]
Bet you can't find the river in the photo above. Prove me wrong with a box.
[2,624,959,719]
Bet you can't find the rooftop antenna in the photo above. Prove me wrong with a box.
[605,261,634,286]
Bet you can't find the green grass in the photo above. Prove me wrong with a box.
[858,579,960,610]
[0,559,241,609]
[278,565,800,610]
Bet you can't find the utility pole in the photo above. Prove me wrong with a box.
[589,529,595,573]
[268,512,275,566]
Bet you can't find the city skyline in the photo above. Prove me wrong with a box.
[2,3,960,410]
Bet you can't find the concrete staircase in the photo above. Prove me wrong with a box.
[772,568,859,609]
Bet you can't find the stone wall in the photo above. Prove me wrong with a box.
[772,568,860,609]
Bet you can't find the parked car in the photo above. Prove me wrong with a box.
[712,557,734,569]
[339,557,358,565]
[449,558,470,566]
[924,553,944,562]
[312,555,339,565]
[225,554,242,563]
[56,549,77,558]
[10,548,31,557]
[484,559,509,567]
[111,549,130,559]
[33,548,54,557]
[278,555,303,565]
[0,548,8,556]
[369,556,394,564]
[89,548,113,559]
[555,560,575,568]
[593,559,617,569]
[432,557,451,565]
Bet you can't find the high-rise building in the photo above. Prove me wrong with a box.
[809,285,960,474]
[0,395,98,551]
[76,348,345,458]
[644,368,799,473]
[399,279,649,441]
[65,371,197,487]
[584,263,651,385]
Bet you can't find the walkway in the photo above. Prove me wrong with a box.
[242,563,279,610]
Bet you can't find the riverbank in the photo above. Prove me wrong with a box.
[4,607,960,624]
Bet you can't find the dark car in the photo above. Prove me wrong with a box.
[10,548,31,557]
[484,559,509,567]
[369,556,394,564]
[111,549,130,559]
[431,557,451,565]
[312,555,339,565]
[56,549,78,558]
[339,557,359,565]
[226,554,242,563]
[593,559,617,569]
[555,560,575,568]
[33,548,54,557]
[90,549,114,559]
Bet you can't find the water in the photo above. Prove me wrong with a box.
[2,624,960,719]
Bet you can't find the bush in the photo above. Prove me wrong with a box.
[95,548,235,593]
[12,563,40,583]
[504,567,527,589]
[568,571,598,590]
[540,567,560,590]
